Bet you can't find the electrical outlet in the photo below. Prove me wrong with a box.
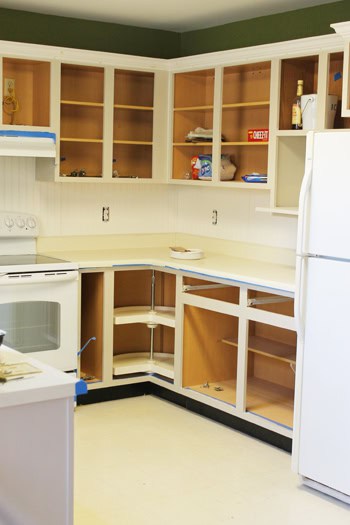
[102,206,110,222]
[4,78,15,96]
[212,209,218,225]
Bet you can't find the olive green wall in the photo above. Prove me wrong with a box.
[180,0,350,56]
[0,1,350,59]
[0,8,180,59]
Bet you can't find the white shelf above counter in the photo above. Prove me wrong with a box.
[256,206,299,216]
[113,305,176,328]
[113,352,174,379]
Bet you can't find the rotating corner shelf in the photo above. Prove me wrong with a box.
[112,352,174,378]
[113,305,175,328]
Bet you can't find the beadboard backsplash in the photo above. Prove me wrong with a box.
[0,157,297,250]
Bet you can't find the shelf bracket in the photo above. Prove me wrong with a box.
[182,284,230,292]
[247,296,292,306]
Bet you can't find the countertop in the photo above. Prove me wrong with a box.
[41,246,295,293]
[0,346,76,409]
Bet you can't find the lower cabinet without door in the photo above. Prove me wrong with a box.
[78,266,296,441]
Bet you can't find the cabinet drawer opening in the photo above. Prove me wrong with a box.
[182,277,239,304]
[247,289,294,316]
[80,272,104,384]
[183,305,238,405]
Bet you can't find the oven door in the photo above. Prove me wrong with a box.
[0,270,79,371]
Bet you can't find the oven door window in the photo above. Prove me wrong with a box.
[0,301,60,353]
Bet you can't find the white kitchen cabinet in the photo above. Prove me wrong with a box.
[77,261,296,439]
[0,347,75,525]
[179,274,296,433]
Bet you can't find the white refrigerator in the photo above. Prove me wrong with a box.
[293,130,350,503]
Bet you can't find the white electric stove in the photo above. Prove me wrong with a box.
[0,212,79,371]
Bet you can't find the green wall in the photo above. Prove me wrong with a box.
[180,0,350,56]
[0,8,180,59]
[0,1,350,59]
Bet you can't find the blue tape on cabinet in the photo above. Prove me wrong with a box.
[0,130,56,142]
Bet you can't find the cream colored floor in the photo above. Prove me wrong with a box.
[74,396,350,525]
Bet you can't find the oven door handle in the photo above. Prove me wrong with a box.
[0,270,79,285]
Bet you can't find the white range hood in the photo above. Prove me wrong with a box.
[0,131,56,157]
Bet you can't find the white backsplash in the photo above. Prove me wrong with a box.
[0,157,297,250]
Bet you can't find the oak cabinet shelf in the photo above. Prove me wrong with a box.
[222,336,296,364]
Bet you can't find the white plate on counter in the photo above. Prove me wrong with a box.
[170,248,204,260]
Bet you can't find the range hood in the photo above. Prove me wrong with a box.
[0,130,56,157]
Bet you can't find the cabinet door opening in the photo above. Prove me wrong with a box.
[245,320,296,428]
[113,269,176,379]
[60,64,104,179]
[80,272,104,384]
[279,56,319,130]
[113,70,154,179]
[183,305,238,404]
[2,58,50,127]
[172,69,214,181]
[328,52,350,129]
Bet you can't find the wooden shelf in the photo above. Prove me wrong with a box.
[174,105,214,111]
[222,101,270,109]
[173,142,213,146]
[61,100,103,107]
[113,306,176,328]
[222,336,296,364]
[60,137,103,143]
[246,377,294,428]
[113,352,174,379]
[114,104,153,111]
[113,140,153,145]
[187,376,293,428]
[221,142,268,146]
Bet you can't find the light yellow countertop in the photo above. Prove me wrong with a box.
[43,246,295,293]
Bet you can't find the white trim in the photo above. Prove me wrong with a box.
[167,33,344,72]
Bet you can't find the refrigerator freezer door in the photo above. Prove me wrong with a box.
[306,131,350,260]
[298,256,350,496]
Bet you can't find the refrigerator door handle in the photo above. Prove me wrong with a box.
[296,165,312,257]
[294,254,305,340]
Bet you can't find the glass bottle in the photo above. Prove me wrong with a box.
[291,80,303,130]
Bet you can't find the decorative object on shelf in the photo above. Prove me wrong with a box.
[191,155,212,180]
[0,329,5,346]
[220,154,237,181]
[248,129,269,142]
[186,127,213,142]
[169,247,204,259]
[301,94,338,130]
[291,79,303,130]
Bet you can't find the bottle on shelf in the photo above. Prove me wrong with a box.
[291,79,304,130]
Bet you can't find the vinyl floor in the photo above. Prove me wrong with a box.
[74,395,350,525]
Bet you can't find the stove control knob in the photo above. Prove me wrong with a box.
[4,216,14,229]
[26,216,37,229]
[16,216,25,228]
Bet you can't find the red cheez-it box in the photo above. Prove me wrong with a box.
[247,129,269,142]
